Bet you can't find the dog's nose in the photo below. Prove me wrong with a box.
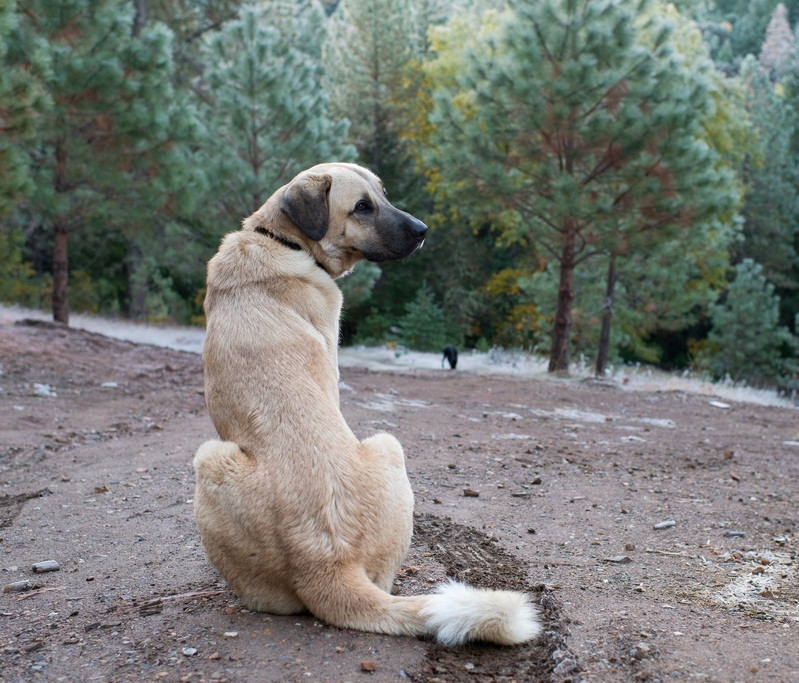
[408,216,428,239]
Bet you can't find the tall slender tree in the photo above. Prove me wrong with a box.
[7,0,202,325]
[198,1,353,225]
[425,0,738,373]
[0,0,46,218]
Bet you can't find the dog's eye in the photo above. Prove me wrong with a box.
[354,200,371,213]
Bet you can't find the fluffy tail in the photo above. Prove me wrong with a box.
[299,567,541,647]
[421,580,541,646]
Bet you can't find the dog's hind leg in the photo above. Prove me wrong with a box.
[357,433,414,594]
[193,440,307,615]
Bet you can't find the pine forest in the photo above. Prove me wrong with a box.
[2,0,799,392]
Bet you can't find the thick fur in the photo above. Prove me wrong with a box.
[194,162,541,646]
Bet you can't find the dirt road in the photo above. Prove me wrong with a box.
[1,320,797,682]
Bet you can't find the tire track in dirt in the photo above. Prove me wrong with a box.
[407,514,575,682]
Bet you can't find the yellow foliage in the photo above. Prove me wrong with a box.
[484,268,526,297]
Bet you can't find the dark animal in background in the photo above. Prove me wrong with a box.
[442,345,458,370]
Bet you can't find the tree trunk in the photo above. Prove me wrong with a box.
[52,225,69,325]
[595,252,617,377]
[548,221,577,374]
[126,242,147,319]
[132,0,147,36]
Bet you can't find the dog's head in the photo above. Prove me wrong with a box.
[275,163,427,276]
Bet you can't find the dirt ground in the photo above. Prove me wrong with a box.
[0,319,797,683]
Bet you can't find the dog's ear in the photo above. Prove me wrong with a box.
[279,173,331,241]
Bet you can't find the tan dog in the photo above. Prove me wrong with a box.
[194,163,540,646]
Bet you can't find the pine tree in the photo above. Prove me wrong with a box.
[759,3,794,75]
[424,0,738,373]
[736,56,799,292]
[198,1,353,225]
[700,259,796,382]
[325,0,413,180]
[398,285,448,351]
[0,0,46,218]
[6,0,203,325]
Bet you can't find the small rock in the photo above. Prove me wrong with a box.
[182,647,197,657]
[553,658,576,675]
[100,382,118,388]
[32,560,60,573]
[624,543,636,551]
[725,531,745,538]
[94,485,110,494]
[531,476,542,485]
[527,528,536,534]
[602,556,632,564]
[631,642,652,660]
[463,489,480,498]
[208,653,221,660]
[653,520,676,530]
[33,383,57,398]
[709,400,731,409]
[511,492,531,498]
[360,660,377,672]
[432,498,442,504]
[223,631,238,638]
[464,662,475,671]
[3,580,33,593]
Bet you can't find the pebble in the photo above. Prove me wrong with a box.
[653,520,676,530]
[709,400,731,409]
[32,560,60,573]
[624,543,636,551]
[725,531,745,538]
[463,489,480,498]
[360,660,377,672]
[182,648,197,657]
[223,631,238,638]
[3,580,33,593]
[511,492,531,498]
[602,556,632,564]
[553,658,576,675]
[33,383,57,398]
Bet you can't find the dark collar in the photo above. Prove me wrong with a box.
[254,226,330,275]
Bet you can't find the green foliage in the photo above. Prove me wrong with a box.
[736,57,799,290]
[0,228,46,307]
[397,285,449,351]
[352,307,396,346]
[698,259,797,382]
[0,0,796,386]
[198,2,353,224]
[339,262,382,311]
[423,0,738,371]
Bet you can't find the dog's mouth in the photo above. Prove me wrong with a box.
[361,236,425,263]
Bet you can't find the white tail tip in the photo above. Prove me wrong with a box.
[421,580,542,647]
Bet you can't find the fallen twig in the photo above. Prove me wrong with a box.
[644,547,690,557]
[17,586,66,601]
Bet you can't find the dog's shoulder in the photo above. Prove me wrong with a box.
[207,230,323,292]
